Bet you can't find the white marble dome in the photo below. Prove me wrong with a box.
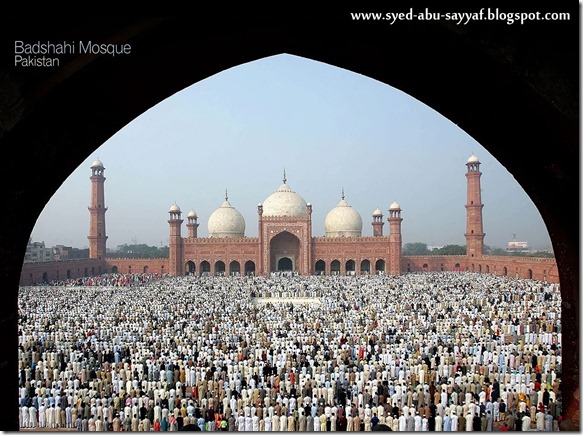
[262,179,308,217]
[187,210,197,219]
[208,199,245,238]
[90,159,104,168]
[325,197,363,237]
[169,203,181,213]
[373,208,383,217]
[467,154,479,163]
[389,201,400,211]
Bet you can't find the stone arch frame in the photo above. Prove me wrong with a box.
[315,260,326,275]
[2,13,578,426]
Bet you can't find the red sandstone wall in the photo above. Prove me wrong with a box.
[19,253,559,285]
[402,255,559,283]
[182,237,260,275]
[312,237,390,275]
[19,259,108,286]
[104,258,169,276]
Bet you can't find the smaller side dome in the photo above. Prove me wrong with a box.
[467,154,479,163]
[91,159,104,168]
[389,201,400,211]
[373,208,383,216]
[169,203,181,213]
[324,194,363,238]
[187,210,197,219]
[207,198,246,238]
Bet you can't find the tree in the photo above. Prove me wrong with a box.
[403,242,430,255]
[114,243,169,258]
[434,245,466,255]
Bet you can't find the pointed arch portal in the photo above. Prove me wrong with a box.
[269,231,300,273]
[3,13,578,427]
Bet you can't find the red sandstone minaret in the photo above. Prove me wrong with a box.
[372,208,384,236]
[186,210,199,238]
[465,154,485,258]
[168,203,184,276]
[388,201,402,275]
[87,159,108,259]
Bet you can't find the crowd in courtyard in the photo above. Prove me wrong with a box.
[18,271,562,431]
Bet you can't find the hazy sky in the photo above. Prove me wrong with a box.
[31,54,552,251]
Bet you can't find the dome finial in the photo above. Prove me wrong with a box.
[283,169,287,184]
[341,187,345,201]
[225,188,228,201]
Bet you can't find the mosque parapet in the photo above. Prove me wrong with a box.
[312,236,390,242]
[184,236,259,244]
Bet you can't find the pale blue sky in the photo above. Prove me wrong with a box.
[31,54,552,251]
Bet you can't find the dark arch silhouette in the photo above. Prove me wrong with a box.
[244,261,256,276]
[1,11,578,428]
[277,257,293,271]
[315,260,326,275]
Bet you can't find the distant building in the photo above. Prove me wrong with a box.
[19,155,560,285]
[507,241,529,251]
[52,245,89,261]
[23,239,52,263]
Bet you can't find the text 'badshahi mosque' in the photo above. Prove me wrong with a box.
[20,155,559,284]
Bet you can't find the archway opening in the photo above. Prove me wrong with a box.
[215,261,226,276]
[360,259,370,275]
[277,257,293,271]
[186,261,196,275]
[375,259,385,274]
[315,260,326,275]
[201,261,211,276]
[230,261,240,276]
[244,261,256,276]
[269,231,300,273]
[346,260,356,276]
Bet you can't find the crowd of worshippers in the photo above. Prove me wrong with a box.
[17,271,562,431]
[36,272,169,288]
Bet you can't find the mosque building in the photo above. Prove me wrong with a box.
[19,155,560,284]
[166,170,402,277]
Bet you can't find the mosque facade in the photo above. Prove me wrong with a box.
[19,155,560,284]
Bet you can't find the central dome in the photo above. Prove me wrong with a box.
[262,175,308,217]
[325,194,363,237]
[208,196,245,238]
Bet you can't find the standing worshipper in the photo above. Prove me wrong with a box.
[534,410,545,432]
[522,412,531,431]
[544,410,553,431]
